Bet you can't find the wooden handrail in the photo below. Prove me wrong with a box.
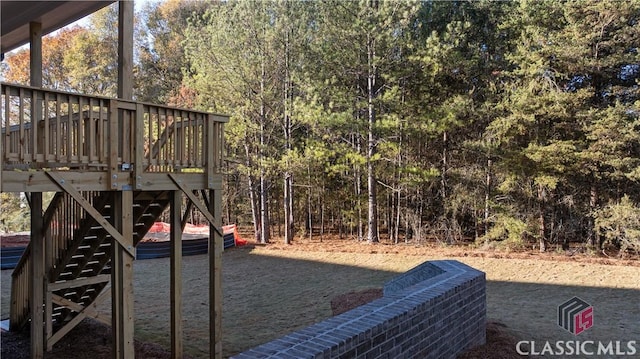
[1,82,227,175]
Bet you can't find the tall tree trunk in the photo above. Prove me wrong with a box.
[355,133,363,241]
[441,131,448,206]
[283,25,294,245]
[320,186,325,239]
[245,144,260,243]
[395,189,401,244]
[259,54,270,244]
[484,158,492,245]
[538,184,546,252]
[588,184,599,249]
[366,32,379,243]
[308,164,313,240]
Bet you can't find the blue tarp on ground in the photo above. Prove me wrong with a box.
[0,233,236,270]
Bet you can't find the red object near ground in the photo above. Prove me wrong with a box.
[147,222,247,246]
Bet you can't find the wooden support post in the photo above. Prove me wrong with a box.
[30,192,44,359]
[170,191,183,358]
[209,189,223,359]
[30,22,43,88]
[118,0,134,101]
[111,190,135,359]
[29,20,44,359]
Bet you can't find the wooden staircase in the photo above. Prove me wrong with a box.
[2,82,227,356]
[10,190,172,346]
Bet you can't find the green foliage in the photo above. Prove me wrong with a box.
[5,0,638,251]
[137,0,209,104]
[0,193,30,233]
[63,6,119,96]
[594,196,640,254]
[481,211,531,249]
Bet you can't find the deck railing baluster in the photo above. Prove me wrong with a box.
[1,83,226,177]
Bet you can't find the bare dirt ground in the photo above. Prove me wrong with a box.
[2,235,639,358]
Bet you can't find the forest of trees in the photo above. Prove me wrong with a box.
[1,0,639,253]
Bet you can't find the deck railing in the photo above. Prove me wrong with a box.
[10,190,104,330]
[1,82,226,177]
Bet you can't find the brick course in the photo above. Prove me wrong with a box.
[232,260,486,359]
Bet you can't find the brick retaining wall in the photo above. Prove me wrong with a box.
[232,260,486,359]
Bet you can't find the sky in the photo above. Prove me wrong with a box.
[5,0,160,57]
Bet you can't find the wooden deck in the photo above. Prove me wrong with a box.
[1,82,227,192]
[1,81,227,357]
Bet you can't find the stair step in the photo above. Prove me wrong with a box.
[14,190,171,332]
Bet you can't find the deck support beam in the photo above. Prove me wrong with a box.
[111,190,135,359]
[167,174,222,358]
[168,174,222,236]
[29,20,45,359]
[118,0,133,101]
[30,192,44,359]
[210,189,223,359]
[170,191,183,358]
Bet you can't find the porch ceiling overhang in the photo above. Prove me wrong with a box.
[1,1,116,55]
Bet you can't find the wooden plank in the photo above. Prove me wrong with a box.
[2,171,125,192]
[43,191,60,352]
[134,103,144,188]
[108,99,119,188]
[112,189,135,359]
[206,115,215,189]
[1,171,222,192]
[51,293,110,324]
[76,97,84,162]
[30,22,43,87]
[116,101,136,111]
[45,286,52,351]
[48,293,110,347]
[31,90,40,163]
[56,94,62,162]
[168,173,222,236]
[118,0,134,101]
[30,192,44,359]
[210,189,223,359]
[44,171,135,257]
[19,88,26,162]
[66,95,72,163]
[43,92,50,163]
[96,100,109,163]
[170,190,183,358]
[29,27,44,356]
[47,274,110,291]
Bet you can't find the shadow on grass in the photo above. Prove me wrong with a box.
[1,245,639,358]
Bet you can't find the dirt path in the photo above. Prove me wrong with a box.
[1,239,639,358]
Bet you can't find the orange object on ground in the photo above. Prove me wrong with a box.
[148,222,247,246]
[223,224,247,246]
